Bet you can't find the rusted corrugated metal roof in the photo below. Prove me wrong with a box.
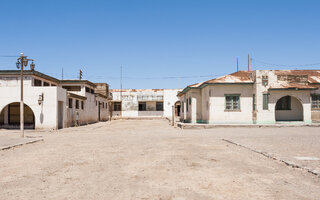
[204,71,254,84]
[110,89,164,92]
[269,82,318,90]
[274,70,320,84]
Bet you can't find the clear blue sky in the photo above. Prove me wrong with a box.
[0,0,319,89]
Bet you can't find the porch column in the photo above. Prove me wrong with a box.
[191,97,197,123]
[3,106,8,125]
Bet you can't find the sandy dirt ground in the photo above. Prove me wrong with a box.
[0,120,320,200]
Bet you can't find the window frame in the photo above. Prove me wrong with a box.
[263,93,269,110]
[225,94,241,111]
[68,98,73,108]
[75,100,79,109]
[311,94,320,109]
[156,101,163,111]
[113,102,121,111]
[138,102,146,111]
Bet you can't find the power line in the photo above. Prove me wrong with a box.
[0,56,17,58]
[252,58,320,67]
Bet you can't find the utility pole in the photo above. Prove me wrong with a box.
[120,66,122,117]
[237,57,239,72]
[62,68,64,80]
[79,69,83,80]
[16,53,35,138]
[248,54,250,71]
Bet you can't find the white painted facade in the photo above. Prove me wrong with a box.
[0,70,110,130]
[179,70,320,124]
[110,89,181,119]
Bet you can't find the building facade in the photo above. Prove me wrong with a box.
[178,70,320,124]
[0,70,111,130]
[110,89,181,119]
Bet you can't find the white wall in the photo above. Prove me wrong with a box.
[0,86,66,129]
[111,89,181,118]
[207,84,253,124]
[163,89,181,118]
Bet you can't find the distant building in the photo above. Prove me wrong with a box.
[0,70,111,129]
[178,70,320,124]
[110,89,181,119]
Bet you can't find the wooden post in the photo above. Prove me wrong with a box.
[20,53,24,137]
[172,105,174,126]
[237,57,239,72]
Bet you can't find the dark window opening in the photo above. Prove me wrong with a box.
[156,102,163,111]
[68,98,73,108]
[63,86,81,91]
[113,102,121,111]
[276,96,291,110]
[81,101,84,110]
[75,100,79,109]
[34,79,42,86]
[43,82,49,86]
[139,102,146,111]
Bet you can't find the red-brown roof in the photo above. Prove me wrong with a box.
[269,82,318,90]
[274,70,320,84]
[204,71,254,84]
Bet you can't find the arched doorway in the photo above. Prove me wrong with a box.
[0,102,35,129]
[275,96,303,121]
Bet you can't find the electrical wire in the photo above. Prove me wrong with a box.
[252,58,320,67]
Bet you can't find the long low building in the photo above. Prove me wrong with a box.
[110,89,181,119]
[178,70,320,124]
[0,70,111,129]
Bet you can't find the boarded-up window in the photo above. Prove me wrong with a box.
[276,96,291,110]
[139,102,146,111]
[225,95,240,110]
[156,102,163,111]
[311,94,320,109]
[263,94,269,110]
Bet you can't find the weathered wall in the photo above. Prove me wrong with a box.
[111,89,181,118]
[206,84,254,124]
[255,70,312,124]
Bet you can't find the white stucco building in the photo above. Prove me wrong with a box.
[0,70,111,130]
[110,89,181,119]
[178,70,320,124]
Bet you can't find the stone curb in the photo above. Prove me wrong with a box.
[222,139,319,177]
[0,138,44,151]
[177,123,320,129]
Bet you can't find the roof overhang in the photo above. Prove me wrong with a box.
[0,70,60,83]
[67,92,87,100]
[269,87,318,91]
[61,80,96,88]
